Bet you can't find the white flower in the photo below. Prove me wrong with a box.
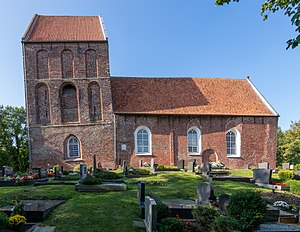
[273,201,289,208]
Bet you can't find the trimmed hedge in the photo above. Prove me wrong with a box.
[278,170,295,181]
[286,180,300,194]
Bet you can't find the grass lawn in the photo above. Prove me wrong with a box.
[0,171,273,232]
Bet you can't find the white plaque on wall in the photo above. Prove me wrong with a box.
[121,144,126,151]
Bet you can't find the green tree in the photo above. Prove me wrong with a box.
[280,120,300,164]
[215,0,300,49]
[0,105,28,171]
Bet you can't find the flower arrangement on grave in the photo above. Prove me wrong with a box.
[210,161,225,169]
[8,214,27,230]
[273,201,289,208]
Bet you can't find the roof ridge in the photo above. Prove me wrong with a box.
[111,76,246,80]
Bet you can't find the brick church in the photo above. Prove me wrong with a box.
[22,15,279,170]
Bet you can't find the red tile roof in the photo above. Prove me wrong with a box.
[23,15,106,42]
[111,77,277,116]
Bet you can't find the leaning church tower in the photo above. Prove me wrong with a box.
[22,15,115,169]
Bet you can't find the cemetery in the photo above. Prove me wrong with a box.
[1,161,300,231]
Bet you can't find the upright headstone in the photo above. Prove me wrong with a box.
[253,169,272,184]
[139,160,143,168]
[61,166,64,174]
[290,164,294,170]
[3,166,14,176]
[201,162,211,176]
[37,168,41,179]
[258,162,269,169]
[54,167,58,177]
[150,158,155,173]
[187,160,195,173]
[97,162,102,170]
[123,161,128,175]
[144,196,157,232]
[282,163,290,170]
[137,182,146,219]
[219,194,230,214]
[0,168,3,177]
[93,155,97,173]
[197,182,215,205]
[40,168,48,178]
[177,160,185,170]
[80,164,87,181]
[244,164,249,170]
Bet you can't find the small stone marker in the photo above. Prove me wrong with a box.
[177,160,185,170]
[3,166,14,176]
[187,160,195,173]
[80,164,87,181]
[282,163,290,170]
[253,169,272,184]
[197,182,215,205]
[219,194,230,214]
[40,168,48,178]
[244,164,249,170]
[290,164,294,170]
[201,162,211,176]
[144,196,157,232]
[150,158,155,173]
[137,182,146,219]
[139,160,143,168]
[258,162,269,169]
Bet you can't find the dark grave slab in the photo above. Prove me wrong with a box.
[162,199,197,219]
[253,169,272,184]
[0,200,65,222]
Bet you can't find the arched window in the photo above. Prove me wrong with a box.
[86,49,97,78]
[88,82,101,122]
[67,136,80,158]
[61,50,74,79]
[134,126,152,155]
[60,84,78,123]
[37,50,49,79]
[226,129,241,157]
[35,83,50,125]
[187,127,201,155]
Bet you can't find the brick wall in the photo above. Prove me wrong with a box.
[23,41,115,169]
[115,115,278,169]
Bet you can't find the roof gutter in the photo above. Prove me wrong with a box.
[246,77,279,117]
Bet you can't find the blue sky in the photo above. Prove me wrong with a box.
[0,0,299,130]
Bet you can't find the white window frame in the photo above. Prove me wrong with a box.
[187,126,201,155]
[67,136,81,158]
[134,126,152,155]
[226,128,241,157]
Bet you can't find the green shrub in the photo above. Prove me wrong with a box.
[159,217,185,232]
[192,205,219,231]
[81,175,101,185]
[73,164,80,173]
[0,212,9,229]
[211,215,239,232]
[136,169,150,175]
[157,203,171,223]
[12,202,25,216]
[94,171,121,180]
[294,164,300,171]
[278,170,295,181]
[157,164,165,169]
[287,180,300,194]
[227,190,267,232]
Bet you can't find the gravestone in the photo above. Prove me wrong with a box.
[187,160,195,173]
[253,169,272,184]
[177,160,185,170]
[258,162,269,169]
[3,166,14,176]
[201,162,211,176]
[219,194,230,214]
[0,169,2,176]
[137,182,146,219]
[80,164,87,181]
[61,166,64,174]
[290,164,294,170]
[97,162,102,170]
[40,169,48,178]
[123,161,128,173]
[150,158,155,173]
[144,196,157,232]
[244,164,249,170]
[197,182,215,205]
[282,163,290,170]
[54,167,58,177]
[139,160,143,168]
